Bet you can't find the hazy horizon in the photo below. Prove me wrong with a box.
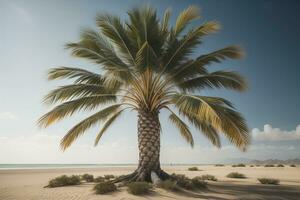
[1,0,300,164]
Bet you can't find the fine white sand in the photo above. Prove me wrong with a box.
[1,165,300,200]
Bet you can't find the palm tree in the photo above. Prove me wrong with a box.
[39,6,250,182]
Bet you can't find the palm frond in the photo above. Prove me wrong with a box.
[163,21,220,72]
[96,14,137,65]
[178,71,248,92]
[173,5,200,37]
[172,94,250,150]
[43,84,115,105]
[38,95,117,128]
[48,67,104,84]
[60,104,122,150]
[166,107,194,147]
[94,109,124,146]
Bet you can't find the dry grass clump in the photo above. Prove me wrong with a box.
[94,182,117,194]
[127,182,152,195]
[258,178,280,185]
[81,174,94,182]
[170,174,207,190]
[47,175,81,188]
[277,164,284,167]
[188,167,199,171]
[157,179,178,191]
[290,164,296,167]
[191,177,207,189]
[250,165,254,167]
[200,174,217,181]
[104,174,115,180]
[232,163,246,167]
[94,176,106,182]
[226,172,246,179]
[215,164,224,167]
[264,164,275,167]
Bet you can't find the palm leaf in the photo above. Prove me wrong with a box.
[94,109,124,146]
[38,95,117,128]
[167,108,194,147]
[60,104,122,150]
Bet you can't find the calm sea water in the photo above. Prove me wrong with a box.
[0,163,199,170]
[0,164,137,170]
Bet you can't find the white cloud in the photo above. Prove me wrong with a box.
[0,112,17,120]
[252,124,300,141]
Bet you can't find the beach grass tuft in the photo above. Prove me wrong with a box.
[232,163,246,167]
[127,182,152,195]
[290,164,296,167]
[191,177,208,189]
[157,179,178,191]
[258,178,280,185]
[226,172,246,179]
[81,173,94,182]
[47,175,81,188]
[104,174,115,180]
[94,182,117,194]
[188,167,199,171]
[200,174,218,181]
[277,164,284,167]
[264,164,275,167]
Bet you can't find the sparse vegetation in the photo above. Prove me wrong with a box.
[81,173,94,182]
[157,179,178,191]
[94,176,105,182]
[277,164,284,167]
[258,178,280,185]
[170,174,194,190]
[188,167,199,171]
[226,172,246,179]
[250,165,254,167]
[191,177,208,189]
[127,182,152,195]
[290,164,296,167]
[170,174,207,190]
[265,164,275,167]
[256,165,260,167]
[47,175,81,188]
[232,163,246,167]
[215,164,224,167]
[94,182,117,194]
[104,175,115,180]
[200,174,217,181]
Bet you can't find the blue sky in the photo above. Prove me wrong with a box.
[0,0,299,164]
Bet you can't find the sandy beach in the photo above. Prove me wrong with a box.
[1,165,300,200]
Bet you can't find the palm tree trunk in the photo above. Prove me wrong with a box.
[120,109,166,182]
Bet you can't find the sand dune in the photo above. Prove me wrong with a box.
[0,165,300,200]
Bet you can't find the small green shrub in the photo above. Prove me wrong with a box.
[265,164,275,167]
[226,172,246,179]
[127,182,152,195]
[157,179,178,191]
[170,174,194,190]
[215,164,224,167]
[94,176,105,182]
[94,182,117,194]
[258,178,280,185]
[188,167,199,171]
[81,174,94,182]
[277,164,284,167]
[290,164,296,167]
[201,174,217,181]
[104,174,115,180]
[47,175,81,188]
[191,177,207,189]
[232,163,246,167]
